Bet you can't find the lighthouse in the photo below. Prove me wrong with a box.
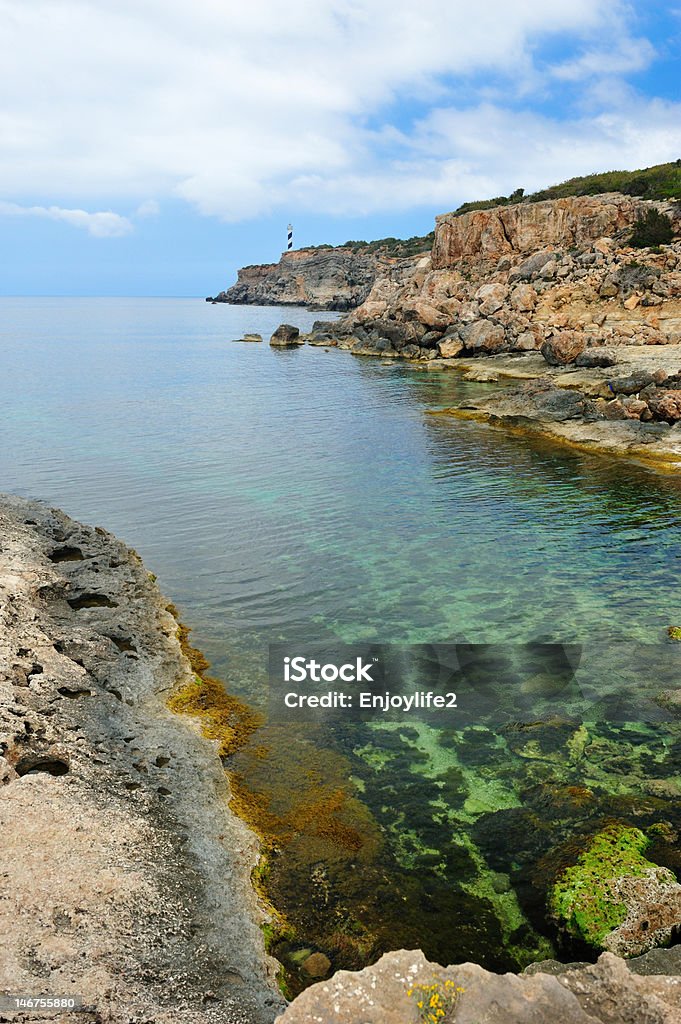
[287,223,293,252]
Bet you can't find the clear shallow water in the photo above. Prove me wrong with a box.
[3,297,681,982]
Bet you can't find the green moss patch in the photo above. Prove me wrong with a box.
[548,825,654,948]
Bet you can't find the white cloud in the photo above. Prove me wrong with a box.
[135,199,160,218]
[552,37,656,81]
[0,200,132,236]
[0,0,672,222]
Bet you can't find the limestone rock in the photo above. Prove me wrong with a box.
[432,195,650,267]
[648,390,681,423]
[575,349,618,368]
[213,247,398,311]
[509,250,556,282]
[413,300,449,328]
[461,319,507,353]
[541,331,587,366]
[514,330,541,351]
[607,371,656,395]
[438,335,464,358]
[476,283,508,315]
[511,284,538,311]
[0,495,284,1024]
[270,324,303,346]
[276,948,681,1024]
[549,826,681,959]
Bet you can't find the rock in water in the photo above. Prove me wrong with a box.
[270,324,302,347]
[548,825,681,957]
[301,952,331,978]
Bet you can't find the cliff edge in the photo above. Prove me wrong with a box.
[209,247,402,311]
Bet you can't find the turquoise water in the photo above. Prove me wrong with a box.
[4,298,681,649]
[3,297,681,978]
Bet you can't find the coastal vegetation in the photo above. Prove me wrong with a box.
[304,161,681,256]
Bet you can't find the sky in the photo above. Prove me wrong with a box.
[0,0,680,296]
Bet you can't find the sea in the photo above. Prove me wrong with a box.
[3,296,681,983]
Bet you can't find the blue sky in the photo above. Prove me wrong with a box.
[0,0,680,296]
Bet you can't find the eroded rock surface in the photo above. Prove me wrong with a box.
[0,495,284,1024]
[210,248,396,311]
[275,948,681,1024]
[432,195,651,266]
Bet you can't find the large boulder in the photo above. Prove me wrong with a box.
[510,284,538,312]
[460,320,506,354]
[270,324,303,346]
[574,348,618,368]
[541,331,586,366]
[475,283,507,315]
[413,300,449,329]
[648,390,681,423]
[438,335,464,358]
[549,825,681,958]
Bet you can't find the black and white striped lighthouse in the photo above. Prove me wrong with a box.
[287,223,293,251]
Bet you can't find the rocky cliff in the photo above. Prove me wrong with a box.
[431,194,649,266]
[209,247,397,311]
[314,194,681,354]
[291,193,681,462]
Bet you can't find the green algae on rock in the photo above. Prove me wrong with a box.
[548,825,681,956]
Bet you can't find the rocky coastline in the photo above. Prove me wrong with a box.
[3,503,681,1022]
[0,494,284,1024]
[274,193,681,466]
[207,247,398,312]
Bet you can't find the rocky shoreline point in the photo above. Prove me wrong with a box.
[207,247,394,312]
[0,494,285,1024]
[288,193,681,466]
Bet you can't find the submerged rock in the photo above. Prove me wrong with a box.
[548,825,681,957]
[300,952,331,978]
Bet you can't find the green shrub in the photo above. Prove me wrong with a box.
[628,209,674,248]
